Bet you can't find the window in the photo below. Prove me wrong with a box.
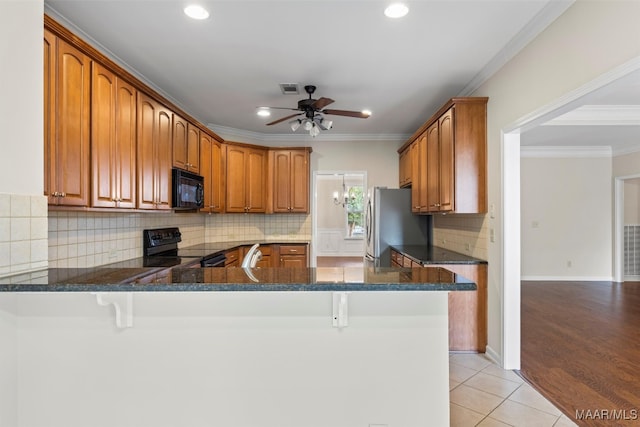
[345,185,364,238]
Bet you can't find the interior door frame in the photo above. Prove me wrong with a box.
[501,57,640,369]
[614,173,640,282]
[311,170,367,266]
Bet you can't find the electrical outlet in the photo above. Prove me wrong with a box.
[567,260,572,268]
[465,243,471,252]
[490,228,495,242]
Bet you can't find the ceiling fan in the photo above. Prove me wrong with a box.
[263,85,369,136]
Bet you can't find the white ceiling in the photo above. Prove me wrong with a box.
[44,0,637,151]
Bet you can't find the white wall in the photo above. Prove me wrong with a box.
[0,0,43,196]
[5,291,450,427]
[624,178,640,224]
[521,154,613,280]
[472,0,640,365]
[0,295,18,427]
[614,150,640,178]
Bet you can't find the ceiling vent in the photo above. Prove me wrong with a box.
[279,83,299,95]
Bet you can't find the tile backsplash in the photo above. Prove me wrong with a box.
[205,213,311,242]
[0,194,48,277]
[46,211,312,269]
[433,214,488,260]
[48,211,206,268]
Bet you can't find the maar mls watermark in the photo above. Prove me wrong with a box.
[575,409,638,421]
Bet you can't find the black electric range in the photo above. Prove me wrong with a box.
[143,228,226,267]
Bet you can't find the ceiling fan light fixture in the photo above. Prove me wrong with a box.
[384,3,409,18]
[303,119,313,131]
[309,123,320,138]
[184,4,210,20]
[290,119,301,131]
[319,119,333,131]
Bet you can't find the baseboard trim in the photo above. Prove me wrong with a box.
[484,345,502,367]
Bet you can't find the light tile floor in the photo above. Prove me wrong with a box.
[449,353,579,427]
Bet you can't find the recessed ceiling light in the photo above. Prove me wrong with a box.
[362,110,372,117]
[184,4,209,20]
[384,3,409,19]
[256,109,271,117]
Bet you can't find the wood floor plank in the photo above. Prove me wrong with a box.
[519,281,640,426]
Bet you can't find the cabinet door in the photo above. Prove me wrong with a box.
[50,38,91,206]
[137,93,172,210]
[91,64,137,209]
[225,145,248,213]
[156,107,173,210]
[272,151,291,213]
[137,93,157,209]
[418,134,429,213]
[200,133,224,213]
[91,63,117,207]
[438,108,455,212]
[44,30,56,203]
[280,256,307,268]
[245,148,267,213]
[172,114,188,170]
[426,122,440,212]
[187,123,200,174]
[410,141,420,213]
[114,78,137,209]
[290,150,309,212]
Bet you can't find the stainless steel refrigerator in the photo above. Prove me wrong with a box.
[364,187,432,267]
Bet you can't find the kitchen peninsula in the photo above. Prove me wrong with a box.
[0,267,474,427]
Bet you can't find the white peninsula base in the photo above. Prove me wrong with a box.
[0,291,449,427]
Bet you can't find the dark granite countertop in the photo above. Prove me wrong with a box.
[390,245,487,265]
[0,266,475,293]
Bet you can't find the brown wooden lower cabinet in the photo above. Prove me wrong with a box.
[389,249,486,352]
[230,243,309,268]
[430,263,487,353]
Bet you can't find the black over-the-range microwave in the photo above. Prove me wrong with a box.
[172,168,204,209]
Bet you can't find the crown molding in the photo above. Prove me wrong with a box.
[544,105,640,126]
[207,124,410,143]
[520,146,612,158]
[458,0,575,97]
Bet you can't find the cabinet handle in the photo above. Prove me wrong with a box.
[60,192,66,198]
[430,203,441,207]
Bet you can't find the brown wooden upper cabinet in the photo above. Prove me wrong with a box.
[270,149,310,213]
[200,134,224,213]
[91,63,137,209]
[137,93,172,210]
[398,146,412,188]
[173,116,201,174]
[44,30,91,207]
[225,144,267,213]
[399,97,488,214]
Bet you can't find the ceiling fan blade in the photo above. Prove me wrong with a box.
[322,109,370,118]
[260,106,300,111]
[311,97,334,110]
[266,112,303,126]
